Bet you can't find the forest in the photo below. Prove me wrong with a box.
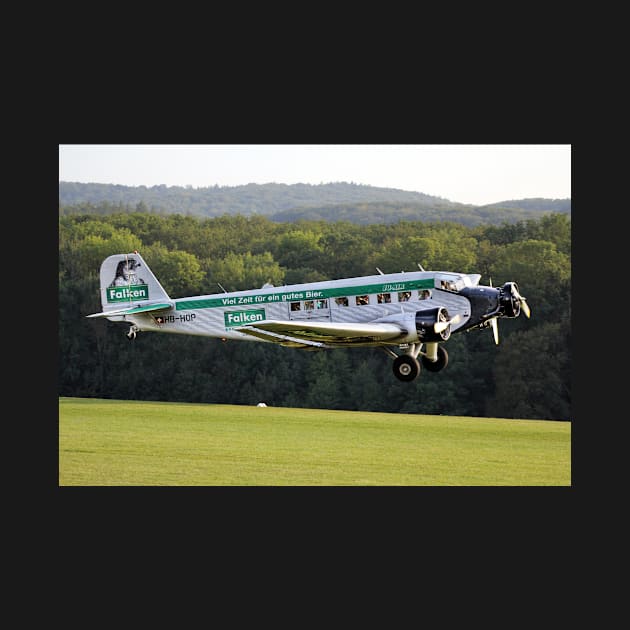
[58,211,571,420]
[58,181,471,217]
[59,181,571,225]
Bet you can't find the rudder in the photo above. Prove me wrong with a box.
[98,251,170,313]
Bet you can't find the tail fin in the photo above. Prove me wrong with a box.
[87,251,172,318]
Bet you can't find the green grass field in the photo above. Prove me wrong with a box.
[58,397,571,486]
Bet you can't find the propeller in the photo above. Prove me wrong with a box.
[490,317,499,345]
[513,284,531,318]
[503,282,531,318]
[503,281,531,319]
[434,313,462,334]
[486,279,531,345]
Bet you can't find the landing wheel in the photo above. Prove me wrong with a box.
[393,355,420,382]
[421,345,449,372]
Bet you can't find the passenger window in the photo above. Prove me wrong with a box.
[316,299,328,309]
[398,291,411,302]
[356,295,369,306]
[290,301,301,311]
[335,297,349,307]
[420,290,431,299]
[304,300,314,310]
[377,293,391,304]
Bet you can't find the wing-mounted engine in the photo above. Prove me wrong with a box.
[415,307,453,342]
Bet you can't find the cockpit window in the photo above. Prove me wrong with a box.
[438,276,464,292]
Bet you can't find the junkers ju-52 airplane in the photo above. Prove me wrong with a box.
[87,251,530,382]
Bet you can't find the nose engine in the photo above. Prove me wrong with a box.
[499,282,521,317]
[458,280,531,344]
[499,282,530,319]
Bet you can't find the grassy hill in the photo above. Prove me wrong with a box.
[59,397,571,486]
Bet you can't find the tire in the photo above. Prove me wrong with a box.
[421,345,449,372]
[393,355,421,381]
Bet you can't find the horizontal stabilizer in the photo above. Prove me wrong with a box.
[86,303,173,319]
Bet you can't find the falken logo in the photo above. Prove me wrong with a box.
[224,309,266,328]
[107,284,150,303]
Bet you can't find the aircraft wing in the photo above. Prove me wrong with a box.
[86,303,173,318]
[235,319,406,348]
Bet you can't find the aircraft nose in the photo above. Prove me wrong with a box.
[489,289,502,317]
[475,287,501,316]
[459,286,501,321]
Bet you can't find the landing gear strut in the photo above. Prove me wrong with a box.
[421,344,449,372]
[127,325,139,340]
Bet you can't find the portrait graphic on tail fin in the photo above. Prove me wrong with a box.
[109,257,145,287]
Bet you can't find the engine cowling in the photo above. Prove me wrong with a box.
[416,307,452,342]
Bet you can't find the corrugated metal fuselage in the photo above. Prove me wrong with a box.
[116,270,477,347]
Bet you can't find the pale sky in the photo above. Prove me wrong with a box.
[59,144,571,206]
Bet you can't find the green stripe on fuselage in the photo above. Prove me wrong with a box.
[175,278,435,311]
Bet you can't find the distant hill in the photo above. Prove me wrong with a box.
[477,198,571,213]
[269,199,570,226]
[59,181,570,226]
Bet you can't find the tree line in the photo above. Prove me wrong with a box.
[59,212,571,420]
